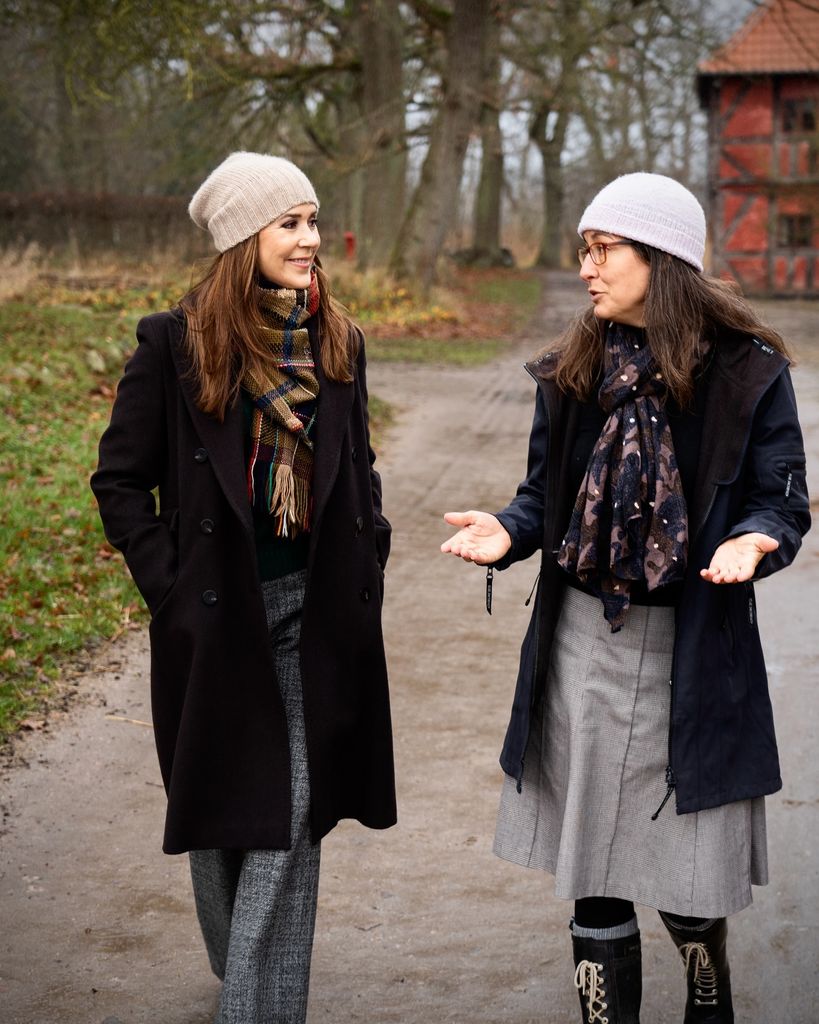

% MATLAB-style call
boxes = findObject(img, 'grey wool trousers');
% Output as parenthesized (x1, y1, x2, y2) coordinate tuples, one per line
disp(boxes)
(189, 570, 321, 1024)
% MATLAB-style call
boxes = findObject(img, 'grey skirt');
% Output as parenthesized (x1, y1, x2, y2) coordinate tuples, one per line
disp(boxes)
(494, 586, 768, 918)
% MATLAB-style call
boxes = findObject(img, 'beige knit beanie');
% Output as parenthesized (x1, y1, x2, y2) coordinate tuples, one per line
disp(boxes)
(189, 152, 319, 252)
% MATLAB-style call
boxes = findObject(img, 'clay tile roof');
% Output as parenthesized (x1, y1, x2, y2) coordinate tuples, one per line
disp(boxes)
(698, 0, 819, 75)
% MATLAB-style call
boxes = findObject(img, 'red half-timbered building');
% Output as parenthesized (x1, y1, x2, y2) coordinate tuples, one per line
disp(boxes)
(698, 0, 819, 296)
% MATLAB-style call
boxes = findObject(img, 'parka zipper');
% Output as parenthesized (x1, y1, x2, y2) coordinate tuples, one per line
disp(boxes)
(651, 620, 680, 820)
(514, 569, 544, 793)
(656, 472, 719, 821)
(651, 764, 676, 820)
(651, 668, 676, 820)
(664, 476, 738, 820)
(515, 362, 552, 793)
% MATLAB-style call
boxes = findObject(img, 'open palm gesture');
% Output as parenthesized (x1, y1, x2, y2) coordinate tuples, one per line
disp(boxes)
(440, 511, 512, 565)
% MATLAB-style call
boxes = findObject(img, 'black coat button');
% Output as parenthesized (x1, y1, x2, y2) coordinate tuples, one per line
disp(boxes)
(202, 589, 218, 606)
(355, 515, 364, 534)
(351, 446, 358, 462)
(194, 448, 209, 463)
(359, 588, 370, 602)
(200, 518, 215, 534)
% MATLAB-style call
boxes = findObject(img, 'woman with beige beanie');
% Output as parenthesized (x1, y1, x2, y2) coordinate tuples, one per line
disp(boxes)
(441, 172, 809, 1023)
(92, 152, 396, 1023)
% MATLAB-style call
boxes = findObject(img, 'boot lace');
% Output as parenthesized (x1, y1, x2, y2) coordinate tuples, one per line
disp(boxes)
(573, 960, 609, 1023)
(679, 941, 718, 1006)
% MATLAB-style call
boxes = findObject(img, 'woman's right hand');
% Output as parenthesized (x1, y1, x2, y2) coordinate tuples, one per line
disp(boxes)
(440, 511, 512, 565)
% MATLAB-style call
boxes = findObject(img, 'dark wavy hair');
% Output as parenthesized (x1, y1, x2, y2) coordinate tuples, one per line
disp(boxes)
(550, 243, 790, 407)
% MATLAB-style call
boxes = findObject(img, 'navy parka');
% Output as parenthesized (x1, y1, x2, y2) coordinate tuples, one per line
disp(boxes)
(495, 331, 810, 815)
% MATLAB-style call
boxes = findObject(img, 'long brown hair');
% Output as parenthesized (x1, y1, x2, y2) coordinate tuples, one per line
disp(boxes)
(179, 237, 358, 420)
(552, 244, 790, 407)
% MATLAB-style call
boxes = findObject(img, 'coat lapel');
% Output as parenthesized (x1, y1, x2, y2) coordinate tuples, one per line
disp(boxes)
(169, 323, 253, 534)
(168, 314, 354, 537)
(309, 321, 355, 530)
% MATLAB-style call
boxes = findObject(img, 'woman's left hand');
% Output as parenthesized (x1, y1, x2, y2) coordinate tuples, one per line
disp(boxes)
(700, 532, 779, 584)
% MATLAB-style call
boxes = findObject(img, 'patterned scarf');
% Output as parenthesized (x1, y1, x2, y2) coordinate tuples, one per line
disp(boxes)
(243, 273, 320, 537)
(557, 322, 689, 632)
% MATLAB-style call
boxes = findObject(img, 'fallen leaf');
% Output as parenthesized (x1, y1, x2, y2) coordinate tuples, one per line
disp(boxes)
(19, 717, 46, 731)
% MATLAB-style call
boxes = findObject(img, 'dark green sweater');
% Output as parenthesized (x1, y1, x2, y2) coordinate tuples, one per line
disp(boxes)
(242, 390, 310, 581)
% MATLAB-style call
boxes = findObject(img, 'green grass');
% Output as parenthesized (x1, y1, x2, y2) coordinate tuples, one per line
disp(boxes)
(0, 301, 147, 735)
(0, 265, 542, 740)
(467, 272, 543, 309)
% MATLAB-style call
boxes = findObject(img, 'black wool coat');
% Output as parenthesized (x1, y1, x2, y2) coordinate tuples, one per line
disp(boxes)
(495, 330, 810, 815)
(91, 310, 396, 854)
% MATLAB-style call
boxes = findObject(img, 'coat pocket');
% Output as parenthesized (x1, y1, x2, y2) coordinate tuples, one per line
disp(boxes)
(150, 507, 180, 616)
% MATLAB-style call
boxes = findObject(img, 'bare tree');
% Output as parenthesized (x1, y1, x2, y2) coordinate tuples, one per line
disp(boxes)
(3, 0, 758, 272)
(353, 0, 407, 267)
(389, 0, 491, 288)
(471, 1, 506, 264)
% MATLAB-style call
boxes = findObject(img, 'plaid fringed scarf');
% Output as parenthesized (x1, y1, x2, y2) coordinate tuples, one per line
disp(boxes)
(243, 273, 320, 537)
(557, 322, 692, 632)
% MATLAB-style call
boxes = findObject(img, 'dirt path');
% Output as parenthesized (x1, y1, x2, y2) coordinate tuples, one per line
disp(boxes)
(1, 272, 817, 1024)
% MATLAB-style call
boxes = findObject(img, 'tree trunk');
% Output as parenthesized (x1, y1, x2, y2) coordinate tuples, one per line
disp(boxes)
(334, 89, 366, 255)
(354, 0, 406, 268)
(54, 47, 82, 192)
(389, 0, 490, 289)
(472, 6, 504, 263)
(532, 105, 568, 268)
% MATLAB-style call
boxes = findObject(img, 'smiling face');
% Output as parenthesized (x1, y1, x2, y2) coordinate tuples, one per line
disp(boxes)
(256, 203, 320, 289)
(579, 231, 651, 327)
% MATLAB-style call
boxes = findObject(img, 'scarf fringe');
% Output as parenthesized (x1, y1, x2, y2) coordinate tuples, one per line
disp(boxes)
(259, 463, 312, 537)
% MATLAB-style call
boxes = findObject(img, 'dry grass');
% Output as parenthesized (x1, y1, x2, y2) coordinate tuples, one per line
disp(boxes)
(0, 243, 45, 301)
(0, 241, 206, 304)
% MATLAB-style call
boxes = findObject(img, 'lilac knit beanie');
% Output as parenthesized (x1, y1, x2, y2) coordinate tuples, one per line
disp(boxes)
(577, 173, 706, 272)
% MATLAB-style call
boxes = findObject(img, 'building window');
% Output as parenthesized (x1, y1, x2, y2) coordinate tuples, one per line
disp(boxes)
(782, 98, 817, 133)
(778, 214, 813, 247)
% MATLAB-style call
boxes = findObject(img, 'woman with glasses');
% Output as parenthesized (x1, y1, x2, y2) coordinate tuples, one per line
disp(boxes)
(441, 173, 809, 1023)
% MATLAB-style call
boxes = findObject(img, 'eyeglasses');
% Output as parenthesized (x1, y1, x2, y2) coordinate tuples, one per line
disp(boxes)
(577, 240, 634, 266)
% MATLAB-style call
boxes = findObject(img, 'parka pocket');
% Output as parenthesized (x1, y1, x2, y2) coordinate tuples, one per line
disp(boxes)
(718, 610, 742, 704)
(781, 457, 807, 507)
(719, 584, 757, 704)
(758, 454, 807, 510)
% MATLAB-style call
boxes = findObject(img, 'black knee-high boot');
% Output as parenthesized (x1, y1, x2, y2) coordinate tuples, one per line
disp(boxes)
(659, 913, 734, 1023)
(570, 918, 642, 1023)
